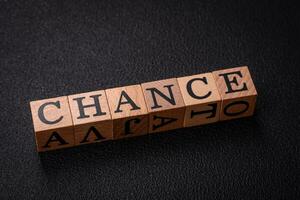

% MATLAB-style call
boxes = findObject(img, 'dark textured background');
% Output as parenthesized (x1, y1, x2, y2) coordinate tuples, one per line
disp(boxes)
(0, 0, 299, 199)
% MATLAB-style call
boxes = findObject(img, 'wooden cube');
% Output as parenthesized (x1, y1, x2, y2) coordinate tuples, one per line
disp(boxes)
(105, 84, 149, 139)
(177, 73, 221, 127)
(68, 90, 113, 146)
(30, 96, 74, 152)
(213, 66, 257, 121)
(141, 78, 185, 133)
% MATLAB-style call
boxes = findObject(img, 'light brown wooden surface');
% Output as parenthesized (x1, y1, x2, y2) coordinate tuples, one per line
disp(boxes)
(29, 67, 258, 152)
(177, 73, 221, 127)
(105, 84, 149, 139)
(213, 66, 257, 121)
(30, 96, 74, 152)
(141, 78, 185, 133)
(68, 90, 113, 145)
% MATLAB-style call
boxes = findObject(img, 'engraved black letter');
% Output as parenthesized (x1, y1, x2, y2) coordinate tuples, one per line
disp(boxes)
(224, 101, 249, 116)
(80, 126, 105, 143)
(38, 101, 63, 125)
(152, 115, 177, 130)
(190, 103, 217, 119)
(73, 94, 107, 119)
(219, 71, 247, 94)
(43, 132, 68, 148)
(146, 85, 176, 109)
(186, 77, 211, 99)
(115, 91, 141, 113)
(124, 118, 141, 135)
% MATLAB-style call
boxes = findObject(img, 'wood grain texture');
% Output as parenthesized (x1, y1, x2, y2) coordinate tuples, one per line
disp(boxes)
(105, 84, 149, 139)
(213, 66, 257, 121)
(68, 90, 113, 145)
(30, 96, 74, 152)
(141, 78, 185, 133)
(177, 73, 221, 127)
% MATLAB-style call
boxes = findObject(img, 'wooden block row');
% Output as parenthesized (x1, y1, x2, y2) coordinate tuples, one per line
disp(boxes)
(30, 66, 257, 152)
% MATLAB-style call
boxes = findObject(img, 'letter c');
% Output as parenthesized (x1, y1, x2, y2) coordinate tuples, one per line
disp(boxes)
(186, 77, 212, 99)
(38, 101, 63, 125)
